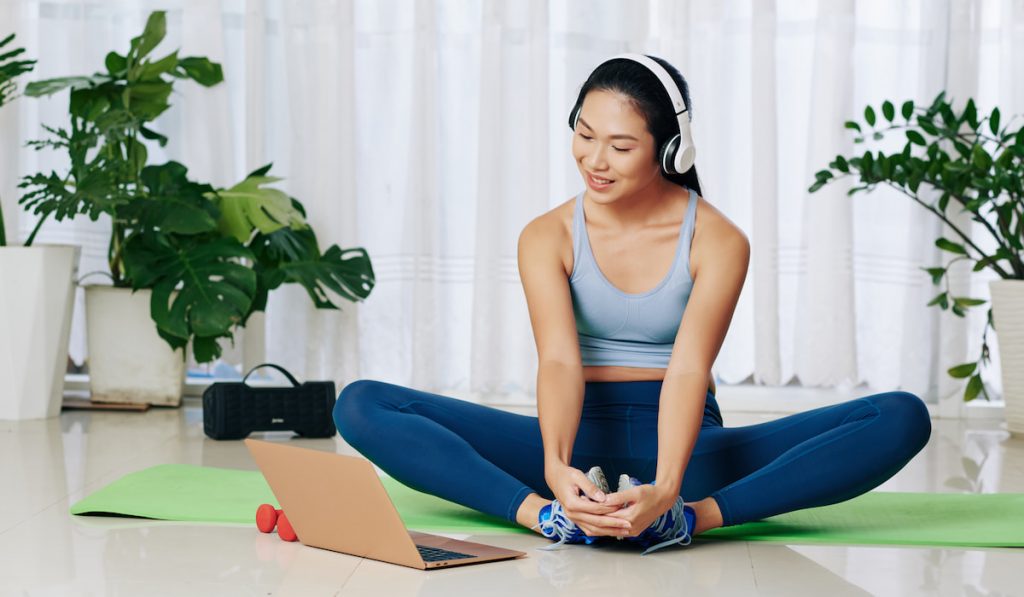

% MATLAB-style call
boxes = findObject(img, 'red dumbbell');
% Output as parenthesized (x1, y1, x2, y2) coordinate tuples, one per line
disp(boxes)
(276, 511, 298, 542)
(255, 503, 299, 542)
(256, 503, 281, 533)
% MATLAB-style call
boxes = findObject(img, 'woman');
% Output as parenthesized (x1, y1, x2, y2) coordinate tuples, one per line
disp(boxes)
(333, 54, 932, 554)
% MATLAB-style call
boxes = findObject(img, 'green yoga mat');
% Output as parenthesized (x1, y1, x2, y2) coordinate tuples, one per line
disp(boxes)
(70, 464, 1024, 548)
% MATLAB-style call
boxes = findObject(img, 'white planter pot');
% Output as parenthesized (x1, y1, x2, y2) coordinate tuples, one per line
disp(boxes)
(85, 286, 185, 406)
(0, 245, 79, 420)
(990, 279, 1024, 436)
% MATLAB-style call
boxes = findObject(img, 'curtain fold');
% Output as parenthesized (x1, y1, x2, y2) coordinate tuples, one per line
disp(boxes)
(1, 0, 1016, 410)
(794, 0, 857, 389)
(470, 0, 550, 398)
(750, 0, 782, 386)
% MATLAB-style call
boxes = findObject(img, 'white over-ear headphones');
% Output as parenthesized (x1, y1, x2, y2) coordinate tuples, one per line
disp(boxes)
(569, 53, 696, 175)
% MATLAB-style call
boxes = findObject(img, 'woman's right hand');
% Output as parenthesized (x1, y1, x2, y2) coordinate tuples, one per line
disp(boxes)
(545, 463, 632, 538)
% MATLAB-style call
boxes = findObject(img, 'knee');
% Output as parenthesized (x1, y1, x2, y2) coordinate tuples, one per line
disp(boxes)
(334, 379, 390, 445)
(879, 391, 932, 453)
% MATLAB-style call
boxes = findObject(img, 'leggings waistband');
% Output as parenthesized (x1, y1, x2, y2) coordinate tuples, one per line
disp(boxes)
(582, 380, 723, 427)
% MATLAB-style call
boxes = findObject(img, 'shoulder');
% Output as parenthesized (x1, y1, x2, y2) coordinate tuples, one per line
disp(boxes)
(518, 195, 577, 277)
(690, 194, 750, 279)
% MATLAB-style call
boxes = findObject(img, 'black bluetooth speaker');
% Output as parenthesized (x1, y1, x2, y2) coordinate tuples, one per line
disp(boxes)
(202, 363, 337, 440)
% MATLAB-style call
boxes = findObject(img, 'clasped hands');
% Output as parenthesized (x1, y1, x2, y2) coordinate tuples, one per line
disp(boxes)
(545, 464, 678, 539)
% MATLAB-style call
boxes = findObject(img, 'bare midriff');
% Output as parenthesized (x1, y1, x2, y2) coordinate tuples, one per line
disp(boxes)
(583, 365, 716, 396)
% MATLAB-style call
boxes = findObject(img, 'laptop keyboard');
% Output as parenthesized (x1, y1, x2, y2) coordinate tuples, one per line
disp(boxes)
(416, 544, 476, 562)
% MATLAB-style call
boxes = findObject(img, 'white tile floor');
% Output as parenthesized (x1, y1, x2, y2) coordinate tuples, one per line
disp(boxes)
(2, 397, 1023, 596)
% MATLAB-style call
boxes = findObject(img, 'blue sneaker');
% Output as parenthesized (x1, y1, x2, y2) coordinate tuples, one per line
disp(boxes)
(532, 466, 609, 550)
(617, 475, 697, 555)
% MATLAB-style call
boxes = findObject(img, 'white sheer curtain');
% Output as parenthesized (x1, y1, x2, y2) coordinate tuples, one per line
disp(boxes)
(1, 0, 1019, 412)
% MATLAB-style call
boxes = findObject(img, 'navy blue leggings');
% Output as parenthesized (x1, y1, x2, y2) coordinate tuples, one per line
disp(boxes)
(333, 380, 931, 527)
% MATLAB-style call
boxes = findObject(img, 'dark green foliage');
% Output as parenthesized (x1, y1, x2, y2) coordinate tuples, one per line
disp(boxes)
(0, 33, 35, 106)
(0, 32, 37, 246)
(809, 91, 1024, 402)
(13, 12, 376, 364)
(124, 232, 256, 363)
(117, 161, 376, 362)
(18, 11, 222, 251)
(246, 225, 374, 319)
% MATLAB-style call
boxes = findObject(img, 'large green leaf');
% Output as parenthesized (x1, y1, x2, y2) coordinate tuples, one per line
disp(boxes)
(174, 56, 224, 87)
(215, 173, 308, 243)
(24, 74, 110, 97)
(129, 11, 167, 62)
(122, 233, 256, 361)
(126, 80, 174, 120)
(137, 50, 179, 80)
(118, 161, 219, 234)
(243, 226, 375, 319)
(280, 243, 376, 307)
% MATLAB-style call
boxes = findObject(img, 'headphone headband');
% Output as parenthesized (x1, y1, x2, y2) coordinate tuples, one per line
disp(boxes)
(609, 53, 687, 117)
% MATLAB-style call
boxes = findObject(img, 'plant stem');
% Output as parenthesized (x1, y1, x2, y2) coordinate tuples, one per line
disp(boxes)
(108, 221, 125, 285)
(0, 193, 6, 246)
(884, 182, 1013, 278)
(24, 212, 49, 247)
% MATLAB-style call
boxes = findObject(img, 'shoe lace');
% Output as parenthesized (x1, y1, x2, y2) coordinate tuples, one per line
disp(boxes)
(531, 500, 581, 551)
(639, 498, 692, 556)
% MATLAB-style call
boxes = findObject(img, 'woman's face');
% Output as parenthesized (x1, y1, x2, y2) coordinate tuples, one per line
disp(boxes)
(571, 89, 661, 202)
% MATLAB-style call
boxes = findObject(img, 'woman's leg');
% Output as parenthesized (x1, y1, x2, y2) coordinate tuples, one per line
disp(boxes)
(632, 390, 932, 528)
(333, 379, 547, 524)
(701, 391, 931, 527)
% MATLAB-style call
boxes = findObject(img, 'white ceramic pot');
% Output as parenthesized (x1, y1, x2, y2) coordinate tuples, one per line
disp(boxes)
(990, 279, 1024, 436)
(85, 286, 185, 406)
(0, 245, 79, 420)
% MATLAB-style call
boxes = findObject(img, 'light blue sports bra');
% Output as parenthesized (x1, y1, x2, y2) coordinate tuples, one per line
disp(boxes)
(569, 188, 698, 368)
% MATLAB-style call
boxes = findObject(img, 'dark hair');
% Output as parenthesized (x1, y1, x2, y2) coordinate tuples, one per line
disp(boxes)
(570, 55, 702, 197)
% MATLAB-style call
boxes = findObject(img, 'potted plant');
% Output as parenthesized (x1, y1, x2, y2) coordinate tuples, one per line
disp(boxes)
(119, 159, 376, 368)
(19, 12, 375, 406)
(17, 12, 225, 406)
(0, 33, 81, 421)
(809, 91, 1024, 434)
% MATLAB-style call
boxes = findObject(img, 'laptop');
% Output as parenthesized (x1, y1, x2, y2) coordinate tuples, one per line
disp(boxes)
(245, 439, 527, 570)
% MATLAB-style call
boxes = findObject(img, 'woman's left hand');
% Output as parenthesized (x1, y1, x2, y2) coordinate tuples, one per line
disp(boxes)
(601, 482, 678, 537)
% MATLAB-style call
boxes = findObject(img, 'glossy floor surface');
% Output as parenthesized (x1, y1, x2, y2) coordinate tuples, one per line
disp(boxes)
(2, 398, 1023, 596)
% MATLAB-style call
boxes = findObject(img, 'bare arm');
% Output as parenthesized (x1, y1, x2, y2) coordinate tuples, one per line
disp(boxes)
(536, 361, 584, 468)
(518, 213, 627, 535)
(517, 215, 586, 469)
(655, 226, 750, 496)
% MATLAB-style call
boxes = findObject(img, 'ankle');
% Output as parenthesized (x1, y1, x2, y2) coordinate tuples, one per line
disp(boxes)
(515, 493, 552, 533)
(688, 497, 724, 535)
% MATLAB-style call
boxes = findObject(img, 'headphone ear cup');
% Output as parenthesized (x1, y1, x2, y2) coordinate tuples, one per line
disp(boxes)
(674, 119, 697, 173)
(568, 103, 581, 131)
(660, 134, 681, 174)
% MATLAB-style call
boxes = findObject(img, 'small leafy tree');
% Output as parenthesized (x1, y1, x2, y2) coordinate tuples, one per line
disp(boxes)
(16, 12, 375, 363)
(0, 32, 37, 246)
(809, 91, 1024, 401)
(18, 11, 222, 277)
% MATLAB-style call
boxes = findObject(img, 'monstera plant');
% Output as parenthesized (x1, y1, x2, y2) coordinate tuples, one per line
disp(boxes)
(18, 11, 375, 366)
(120, 160, 375, 362)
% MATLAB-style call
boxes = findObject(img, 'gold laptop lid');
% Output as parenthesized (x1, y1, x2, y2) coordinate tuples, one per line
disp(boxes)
(245, 439, 424, 569)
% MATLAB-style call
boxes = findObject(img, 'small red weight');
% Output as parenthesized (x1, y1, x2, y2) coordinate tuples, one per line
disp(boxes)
(256, 503, 280, 533)
(276, 512, 298, 542)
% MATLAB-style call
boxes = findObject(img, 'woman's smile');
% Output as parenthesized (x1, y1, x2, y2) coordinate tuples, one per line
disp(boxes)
(587, 171, 615, 190)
